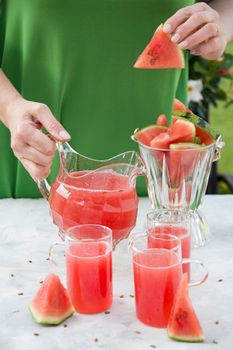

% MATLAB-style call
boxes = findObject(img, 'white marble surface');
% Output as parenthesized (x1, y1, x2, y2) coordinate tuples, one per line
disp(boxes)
(0, 196, 233, 350)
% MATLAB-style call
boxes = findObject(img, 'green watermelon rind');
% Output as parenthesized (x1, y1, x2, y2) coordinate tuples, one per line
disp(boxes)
(168, 331, 205, 343)
(170, 142, 204, 149)
(29, 304, 74, 326)
(173, 111, 220, 141)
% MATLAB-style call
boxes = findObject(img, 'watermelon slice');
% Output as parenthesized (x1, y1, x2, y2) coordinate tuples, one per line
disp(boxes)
(167, 273, 205, 342)
(133, 125, 167, 146)
(134, 24, 185, 69)
(168, 143, 204, 186)
(173, 98, 191, 113)
(156, 114, 168, 127)
(29, 274, 74, 325)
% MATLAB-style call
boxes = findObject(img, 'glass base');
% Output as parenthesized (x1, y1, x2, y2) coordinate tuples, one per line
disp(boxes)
(191, 209, 211, 248)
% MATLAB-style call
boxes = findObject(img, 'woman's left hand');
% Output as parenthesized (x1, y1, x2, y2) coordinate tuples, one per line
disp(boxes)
(163, 2, 227, 60)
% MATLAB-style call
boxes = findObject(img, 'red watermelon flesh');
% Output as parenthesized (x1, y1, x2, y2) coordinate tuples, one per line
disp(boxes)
(168, 143, 204, 186)
(134, 24, 185, 69)
(173, 98, 191, 113)
(156, 114, 168, 127)
(196, 126, 215, 145)
(133, 125, 167, 146)
(167, 273, 205, 342)
(29, 274, 74, 325)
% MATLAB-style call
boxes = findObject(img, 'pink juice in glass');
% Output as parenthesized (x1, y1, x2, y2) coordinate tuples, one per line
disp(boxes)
(133, 249, 182, 328)
(148, 225, 191, 276)
(66, 240, 112, 314)
(49, 171, 138, 246)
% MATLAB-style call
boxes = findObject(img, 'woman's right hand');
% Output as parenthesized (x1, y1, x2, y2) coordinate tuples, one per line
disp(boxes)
(5, 96, 71, 181)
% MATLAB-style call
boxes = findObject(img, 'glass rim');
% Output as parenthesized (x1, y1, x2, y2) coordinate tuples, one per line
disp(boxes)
(128, 232, 181, 253)
(65, 224, 112, 242)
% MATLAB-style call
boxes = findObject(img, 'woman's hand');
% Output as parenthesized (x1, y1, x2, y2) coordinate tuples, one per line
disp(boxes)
(163, 2, 227, 60)
(5, 96, 70, 181)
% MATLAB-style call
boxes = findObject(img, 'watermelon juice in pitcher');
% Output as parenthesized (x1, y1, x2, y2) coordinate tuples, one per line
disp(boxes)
(38, 142, 144, 248)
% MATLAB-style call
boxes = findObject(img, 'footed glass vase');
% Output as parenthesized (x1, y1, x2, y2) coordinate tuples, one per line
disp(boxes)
(132, 113, 224, 247)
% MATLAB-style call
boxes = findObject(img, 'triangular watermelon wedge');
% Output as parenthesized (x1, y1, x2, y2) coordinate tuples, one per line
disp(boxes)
(29, 274, 75, 325)
(167, 273, 205, 342)
(134, 24, 185, 69)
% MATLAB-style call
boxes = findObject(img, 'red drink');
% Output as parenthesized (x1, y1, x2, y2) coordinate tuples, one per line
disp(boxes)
(148, 225, 191, 275)
(49, 171, 138, 245)
(133, 249, 182, 327)
(66, 240, 112, 314)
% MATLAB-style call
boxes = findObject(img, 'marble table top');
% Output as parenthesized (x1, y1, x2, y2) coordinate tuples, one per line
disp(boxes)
(0, 195, 233, 350)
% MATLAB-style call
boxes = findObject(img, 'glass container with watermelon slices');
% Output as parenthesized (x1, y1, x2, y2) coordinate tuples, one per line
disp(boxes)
(132, 111, 224, 247)
(38, 142, 144, 248)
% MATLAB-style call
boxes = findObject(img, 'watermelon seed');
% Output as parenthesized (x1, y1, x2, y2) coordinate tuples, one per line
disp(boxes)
(215, 321, 219, 325)
(218, 279, 223, 282)
(46, 258, 49, 261)
(33, 333, 39, 336)
(94, 338, 98, 342)
(11, 274, 14, 277)
(28, 260, 32, 263)
(135, 331, 141, 334)
(120, 295, 124, 298)
(63, 324, 67, 328)
(17, 292, 23, 296)
(129, 294, 134, 298)
(213, 340, 218, 344)
(104, 311, 110, 314)
(39, 281, 43, 284)
(150, 345, 157, 348)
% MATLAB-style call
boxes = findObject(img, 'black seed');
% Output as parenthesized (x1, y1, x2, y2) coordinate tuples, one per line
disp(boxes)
(46, 258, 49, 261)
(120, 295, 124, 298)
(129, 294, 134, 298)
(104, 311, 110, 314)
(63, 324, 67, 328)
(135, 330, 141, 334)
(215, 320, 219, 325)
(28, 260, 32, 263)
(94, 338, 98, 342)
(34, 333, 39, 336)
(150, 345, 157, 348)
(18, 292, 23, 296)
(39, 281, 43, 284)
(11, 274, 14, 277)
(218, 279, 223, 282)
(213, 340, 218, 344)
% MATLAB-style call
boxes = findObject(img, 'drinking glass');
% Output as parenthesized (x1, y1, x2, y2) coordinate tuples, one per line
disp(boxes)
(128, 233, 208, 328)
(50, 224, 113, 314)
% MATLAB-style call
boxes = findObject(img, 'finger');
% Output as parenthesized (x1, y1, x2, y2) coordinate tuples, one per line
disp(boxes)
(177, 22, 220, 50)
(30, 103, 71, 141)
(20, 158, 51, 181)
(171, 11, 219, 46)
(191, 36, 224, 60)
(16, 145, 54, 167)
(27, 126, 56, 156)
(163, 2, 211, 34)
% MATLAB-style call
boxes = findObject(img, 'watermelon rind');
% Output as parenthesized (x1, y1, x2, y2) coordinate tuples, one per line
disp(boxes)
(29, 304, 74, 326)
(173, 111, 220, 142)
(170, 142, 204, 149)
(168, 332, 205, 343)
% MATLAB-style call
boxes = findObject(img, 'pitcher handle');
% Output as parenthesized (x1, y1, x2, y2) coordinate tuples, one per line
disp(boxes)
(213, 135, 225, 162)
(37, 178, 51, 200)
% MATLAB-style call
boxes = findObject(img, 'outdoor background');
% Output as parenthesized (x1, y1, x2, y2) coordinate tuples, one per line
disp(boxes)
(208, 44, 233, 181)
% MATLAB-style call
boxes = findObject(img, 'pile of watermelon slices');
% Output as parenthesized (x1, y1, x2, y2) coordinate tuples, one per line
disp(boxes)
(133, 99, 218, 190)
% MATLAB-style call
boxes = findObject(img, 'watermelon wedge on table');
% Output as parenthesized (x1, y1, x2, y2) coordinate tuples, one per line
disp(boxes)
(167, 273, 205, 342)
(134, 24, 185, 69)
(29, 274, 74, 325)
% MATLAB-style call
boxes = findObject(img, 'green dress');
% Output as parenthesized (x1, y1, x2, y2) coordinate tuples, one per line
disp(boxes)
(0, 0, 194, 198)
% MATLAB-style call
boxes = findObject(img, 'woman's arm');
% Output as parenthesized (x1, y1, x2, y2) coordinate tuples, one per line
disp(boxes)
(163, 1, 233, 60)
(0, 69, 70, 180)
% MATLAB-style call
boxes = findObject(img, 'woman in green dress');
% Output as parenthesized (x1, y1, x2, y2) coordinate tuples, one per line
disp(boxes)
(0, 0, 232, 198)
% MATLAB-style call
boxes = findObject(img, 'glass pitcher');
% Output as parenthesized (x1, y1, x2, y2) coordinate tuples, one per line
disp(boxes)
(38, 142, 144, 248)
(132, 114, 224, 247)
